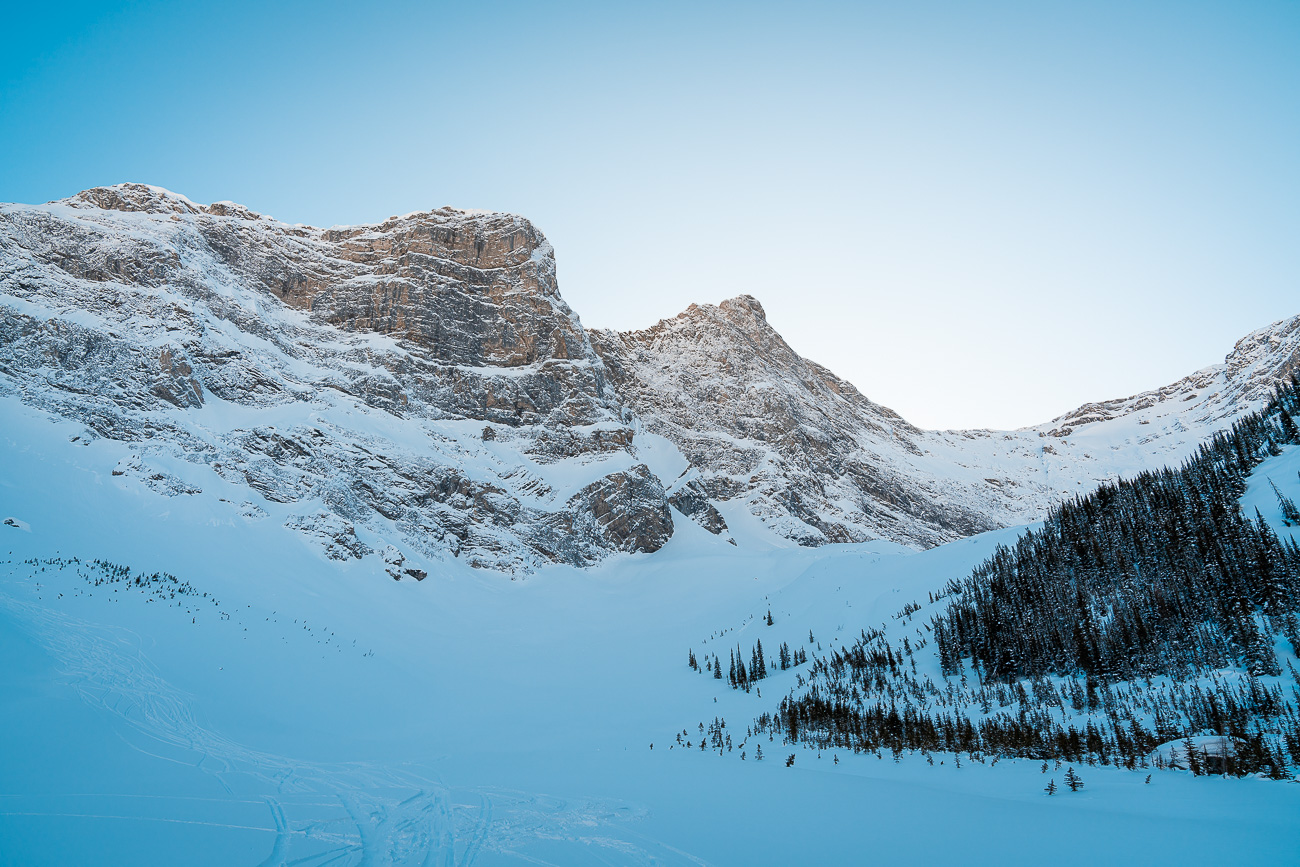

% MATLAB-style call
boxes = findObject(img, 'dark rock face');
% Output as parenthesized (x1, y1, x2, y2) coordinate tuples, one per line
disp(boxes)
(555, 464, 675, 556)
(668, 479, 730, 538)
(285, 512, 372, 561)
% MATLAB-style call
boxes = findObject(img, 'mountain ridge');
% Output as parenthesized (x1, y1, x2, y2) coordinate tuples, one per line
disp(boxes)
(594, 293, 1300, 548)
(4, 183, 1299, 569)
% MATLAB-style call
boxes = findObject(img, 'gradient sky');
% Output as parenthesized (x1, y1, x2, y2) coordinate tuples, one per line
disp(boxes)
(3, 1, 1298, 429)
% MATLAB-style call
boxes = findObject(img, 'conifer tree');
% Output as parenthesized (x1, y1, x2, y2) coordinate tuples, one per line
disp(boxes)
(1271, 478, 1300, 526)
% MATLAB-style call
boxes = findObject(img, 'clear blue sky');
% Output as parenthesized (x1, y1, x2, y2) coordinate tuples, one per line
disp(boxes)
(3, 1, 1298, 429)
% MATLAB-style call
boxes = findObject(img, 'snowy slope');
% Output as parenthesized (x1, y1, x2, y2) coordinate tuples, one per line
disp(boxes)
(1, 401, 1297, 865)
(4, 185, 1300, 866)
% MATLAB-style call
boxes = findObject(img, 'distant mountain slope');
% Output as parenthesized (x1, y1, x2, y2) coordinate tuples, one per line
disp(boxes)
(1037, 315, 1300, 438)
(593, 295, 1300, 548)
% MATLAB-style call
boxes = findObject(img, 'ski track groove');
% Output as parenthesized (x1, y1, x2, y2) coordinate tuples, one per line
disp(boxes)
(0, 579, 711, 865)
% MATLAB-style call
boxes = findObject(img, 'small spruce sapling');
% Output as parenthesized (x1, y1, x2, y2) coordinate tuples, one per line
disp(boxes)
(1270, 479, 1300, 526)
(1182, 738, 1201, 776)
(1045, 779, 1057, 796)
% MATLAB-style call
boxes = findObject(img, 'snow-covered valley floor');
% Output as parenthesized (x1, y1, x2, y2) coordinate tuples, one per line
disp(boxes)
(2, 399, 1298, 866)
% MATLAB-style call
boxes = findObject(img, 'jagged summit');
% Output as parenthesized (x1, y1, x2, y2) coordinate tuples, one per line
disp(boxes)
(601, 293, 914, 435)
(592, 298, 976, 547)
(685, 294, 767, 323)
(62, 182, 205, 215)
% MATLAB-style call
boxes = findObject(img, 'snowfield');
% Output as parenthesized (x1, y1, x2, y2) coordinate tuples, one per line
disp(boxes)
(2, 396, 1298, 866)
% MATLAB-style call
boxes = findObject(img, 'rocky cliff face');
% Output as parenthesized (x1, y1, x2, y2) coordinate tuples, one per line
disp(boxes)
(4, 184, 1297, 568)
(0, 184, 697, 573)
(593, 296, 1300, 549)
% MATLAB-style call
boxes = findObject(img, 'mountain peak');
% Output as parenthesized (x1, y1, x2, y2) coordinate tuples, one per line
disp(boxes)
(8, 185, 1300, 563)
(678, 295, 768, 329)
(717, 294, 766, 322)
(63, 182, 202, 215)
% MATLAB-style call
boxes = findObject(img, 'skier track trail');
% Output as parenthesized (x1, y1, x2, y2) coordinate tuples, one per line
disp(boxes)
(0, 580, 709, 866)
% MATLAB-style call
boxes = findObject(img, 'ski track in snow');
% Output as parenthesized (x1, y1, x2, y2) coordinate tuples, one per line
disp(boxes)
(0, 588, 709, 867)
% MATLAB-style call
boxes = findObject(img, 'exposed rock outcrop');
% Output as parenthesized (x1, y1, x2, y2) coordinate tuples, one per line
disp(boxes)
(563, 464, 675, 555)
(667, 478, 730, 539)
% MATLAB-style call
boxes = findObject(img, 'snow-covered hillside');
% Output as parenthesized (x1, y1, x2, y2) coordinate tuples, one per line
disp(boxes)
(2, 400, 1297, 865)
(3, 185, 1299, 864)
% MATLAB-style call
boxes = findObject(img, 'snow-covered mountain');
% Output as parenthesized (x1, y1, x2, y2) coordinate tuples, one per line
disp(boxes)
(0, 184, 725, 573)
(593, 295, 1300, 548)
(3, 186, 1299, 865)
(3, 184, 1298, 570)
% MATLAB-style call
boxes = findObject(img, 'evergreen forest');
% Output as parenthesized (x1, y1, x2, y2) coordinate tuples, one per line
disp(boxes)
(739, 379, 1300, 778)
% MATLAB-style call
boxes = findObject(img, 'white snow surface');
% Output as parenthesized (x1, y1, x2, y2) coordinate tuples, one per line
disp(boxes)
(1, 398, 1297, 866)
